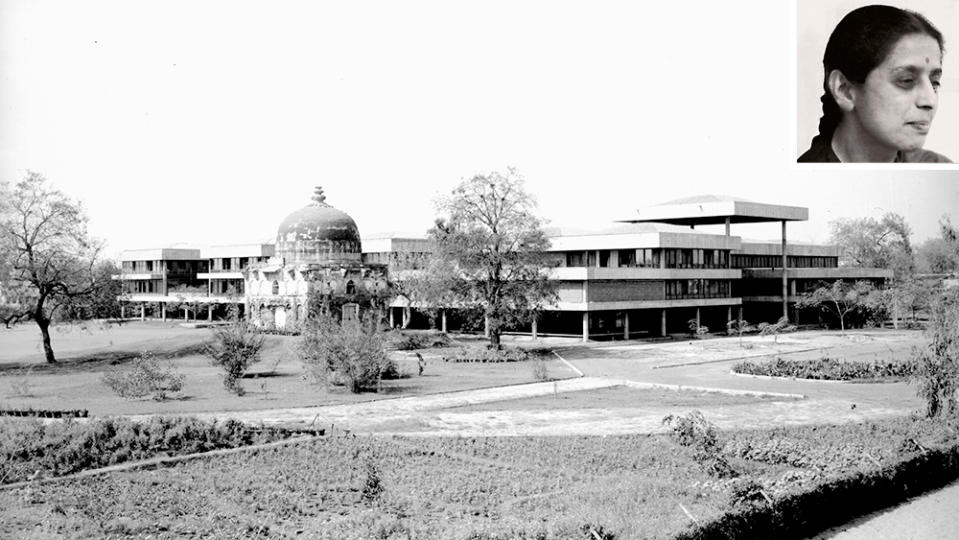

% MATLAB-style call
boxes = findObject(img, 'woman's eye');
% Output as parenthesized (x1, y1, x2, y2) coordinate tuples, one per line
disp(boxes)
(897, 79, 915, 87)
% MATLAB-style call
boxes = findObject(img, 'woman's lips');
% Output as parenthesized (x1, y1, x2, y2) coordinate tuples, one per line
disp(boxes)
(906, 121, 930, 134)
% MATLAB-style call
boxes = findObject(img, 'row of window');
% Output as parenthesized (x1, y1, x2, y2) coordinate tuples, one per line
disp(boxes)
(731, 255, 839, 269)
(565, 249, 730, 269)
(665, 279, 731, 299)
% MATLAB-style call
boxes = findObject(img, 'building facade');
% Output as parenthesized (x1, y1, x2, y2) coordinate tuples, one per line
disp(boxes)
(115, 193, 891, 339)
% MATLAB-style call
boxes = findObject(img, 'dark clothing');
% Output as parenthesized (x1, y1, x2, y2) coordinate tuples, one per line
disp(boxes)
(798, 136, 952, 163)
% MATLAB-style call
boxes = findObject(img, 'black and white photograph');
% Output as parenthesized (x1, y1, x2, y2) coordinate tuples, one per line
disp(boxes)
(1, 1, 959, 539)
(797, 0, 959, 162)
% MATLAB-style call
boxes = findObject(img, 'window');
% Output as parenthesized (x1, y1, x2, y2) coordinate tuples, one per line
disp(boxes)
(619, 249, 636, 267)
(599, 251, 610, 268)
(272, 281, 279, 295)
(223, 258, 231, 270)
(346, 280, 356, 295)
(566, 252, 586, 267)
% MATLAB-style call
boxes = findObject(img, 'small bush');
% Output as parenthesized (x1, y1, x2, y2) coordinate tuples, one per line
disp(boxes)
(301, 315, 391, 393)
(361, 458, 383, 504)
(204, 317, 265, 396)
(531, 358, 549, 381)
(663, 410, 737, 478)
(101, 352, 185, 401)
(911, 289, 959, 418)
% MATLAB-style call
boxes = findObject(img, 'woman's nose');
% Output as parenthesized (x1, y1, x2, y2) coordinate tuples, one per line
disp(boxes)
(916, 79, 938, 110)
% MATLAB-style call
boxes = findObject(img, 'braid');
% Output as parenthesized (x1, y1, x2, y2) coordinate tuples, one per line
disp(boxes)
(811, 88, 841, 146)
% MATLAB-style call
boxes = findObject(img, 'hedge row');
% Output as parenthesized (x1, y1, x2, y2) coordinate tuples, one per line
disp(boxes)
(0, 408, 89, 418)
(675, 445, 959, 540)
(733, 356, 915, 381)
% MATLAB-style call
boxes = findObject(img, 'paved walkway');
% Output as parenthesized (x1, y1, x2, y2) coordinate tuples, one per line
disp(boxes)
(141, 330, 926, 437)
(811, 479, 959, 540)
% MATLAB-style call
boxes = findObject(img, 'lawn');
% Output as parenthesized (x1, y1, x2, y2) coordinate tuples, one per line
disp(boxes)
(0, 322, 579, 416)
(3, 415, 957, 539)
(443, 385, 789, 413)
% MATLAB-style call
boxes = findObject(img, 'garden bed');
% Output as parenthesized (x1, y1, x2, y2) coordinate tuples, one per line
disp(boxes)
(732, 356, 915, 381)
(2, 415, 956, 539)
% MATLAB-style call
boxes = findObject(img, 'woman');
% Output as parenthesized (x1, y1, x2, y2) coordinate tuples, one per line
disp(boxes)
(799, 5, 950, 163)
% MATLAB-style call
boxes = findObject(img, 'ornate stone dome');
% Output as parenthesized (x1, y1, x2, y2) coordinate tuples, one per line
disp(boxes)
(276, 187, 362, 265)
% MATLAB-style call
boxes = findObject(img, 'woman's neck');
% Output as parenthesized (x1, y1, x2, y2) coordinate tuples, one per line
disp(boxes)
(831, 119, 899, 162)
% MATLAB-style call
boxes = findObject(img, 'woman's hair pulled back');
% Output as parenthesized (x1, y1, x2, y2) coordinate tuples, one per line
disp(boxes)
(812, 5, 944, 145)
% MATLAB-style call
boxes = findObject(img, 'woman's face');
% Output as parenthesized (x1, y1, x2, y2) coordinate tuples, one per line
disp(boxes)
(850, 33, 942, 153)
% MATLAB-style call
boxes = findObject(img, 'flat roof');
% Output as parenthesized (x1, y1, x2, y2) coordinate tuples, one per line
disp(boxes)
(620, 195, 808, 226)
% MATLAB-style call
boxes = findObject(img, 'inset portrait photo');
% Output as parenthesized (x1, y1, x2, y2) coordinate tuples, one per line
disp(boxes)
(797, 1, 959, 163)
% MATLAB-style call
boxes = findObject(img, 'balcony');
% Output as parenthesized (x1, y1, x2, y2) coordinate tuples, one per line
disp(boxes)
(197, 271, 244, 280)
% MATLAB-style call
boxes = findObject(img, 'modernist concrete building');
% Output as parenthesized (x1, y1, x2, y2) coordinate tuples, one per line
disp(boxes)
(115, 193, 891, 340)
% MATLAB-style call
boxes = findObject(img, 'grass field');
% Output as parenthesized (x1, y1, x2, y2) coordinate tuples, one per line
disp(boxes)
(3, 415, 956, 539)
(443, 385, 789, 413)
(0, 322, 578, 416)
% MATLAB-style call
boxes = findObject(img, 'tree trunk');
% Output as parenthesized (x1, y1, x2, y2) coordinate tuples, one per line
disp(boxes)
(37, 317, 56, 363)
(489, 328, 502, 349)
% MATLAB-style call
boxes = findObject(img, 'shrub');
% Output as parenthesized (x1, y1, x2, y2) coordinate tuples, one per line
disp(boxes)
(101, 352, 185, 401)
(531, 358, 549, 381)
(300, 315, 390, 393)
(911, 288, 959, 418)
(0, 416, 290, 484)
(361, 458, 383, 504)
(733, 355, 916, 381)
(687, 319, 709, 337)
(204, 317, 265, 396)
(385, 330, 453, 351)
(443, 346, 530, 363)
(662, 410, 737, 478)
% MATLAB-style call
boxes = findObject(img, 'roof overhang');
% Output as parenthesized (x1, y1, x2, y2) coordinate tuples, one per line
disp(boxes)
(620, 199, 808, 227)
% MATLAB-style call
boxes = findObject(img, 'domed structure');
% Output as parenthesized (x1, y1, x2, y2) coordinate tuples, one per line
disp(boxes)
(276, 187, 362, 265)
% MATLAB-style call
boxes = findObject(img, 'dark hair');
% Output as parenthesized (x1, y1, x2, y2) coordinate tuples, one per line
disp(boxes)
(812, 5, 945, 146)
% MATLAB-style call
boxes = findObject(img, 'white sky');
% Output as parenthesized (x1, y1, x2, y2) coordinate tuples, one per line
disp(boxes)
(2, 0, 957, 259)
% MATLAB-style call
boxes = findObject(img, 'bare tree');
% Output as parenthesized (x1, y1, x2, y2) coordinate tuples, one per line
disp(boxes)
(0, 172, 108, 363)
(429, 168, 557, 348)
(795, 280, 877, 334)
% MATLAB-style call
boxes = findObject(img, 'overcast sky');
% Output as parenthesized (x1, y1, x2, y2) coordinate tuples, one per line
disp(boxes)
(2, 0, 957, 258)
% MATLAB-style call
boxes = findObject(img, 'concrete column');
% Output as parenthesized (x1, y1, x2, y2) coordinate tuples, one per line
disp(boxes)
(790, 280, 796, 296)
(582, 312, 589, 342)
(695, 307, 701, 328)
(660, 251, 666, 269)
(738, 306, 743, 323)
(140, 303, 146, 321)
(120, 304, 126, 319)
(781, 220, 789, 322)
(403, 307, 411, 328)
(661, 309, 667, 337)
(623, 311, 630, 340)
(162, 304, 167, 321)
(389, 308, 395, 328)
(441, 309, 447, 333)
(725, 217, 731, 236)
(208, 304, 213, 321)
(182, 307, 187, 321)
(531, 318, 538, 340)
(595, 250, 601, 268)
(727, 306, 732, 325)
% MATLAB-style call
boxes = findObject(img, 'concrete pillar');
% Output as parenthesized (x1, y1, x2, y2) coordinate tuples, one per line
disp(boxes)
(727, 306, 732, 325)
(695, 307, 701, 329)
(389, 308, 395, 328)
(660, 252, 666, 269)
(208, 304, 213, 321)
(594, 250, 601, 268)
(582, 313, 589, 343)
(162, 304, 167, 321)
(120, 304, 126, 319)
(140, 303, 145, 321)
(531, 318, 538, 340)
(403, 307, 411, 328)
(738, 306, 743, 323)
(725, 217, 731, 236)
(441, 309, 447, 333)
(781, 220, 789, 322)
(661, 309, 667, 337)
(183, 307, 188, 321)
(623, 311, 630, 340)
(790, 280, 797, 296)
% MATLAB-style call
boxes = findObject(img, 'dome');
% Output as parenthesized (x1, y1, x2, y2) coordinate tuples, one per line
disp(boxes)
(276, 187, 362, 265)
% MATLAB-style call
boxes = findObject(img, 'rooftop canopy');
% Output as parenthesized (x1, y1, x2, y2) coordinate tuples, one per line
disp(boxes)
(620, 195, 808, 226)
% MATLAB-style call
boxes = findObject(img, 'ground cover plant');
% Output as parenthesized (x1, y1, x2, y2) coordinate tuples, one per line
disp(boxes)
(4, 415, 957, 539)
(0, 416, 291, 485)
(733, 355, 915, 381)
(442, 345, 553, 363)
